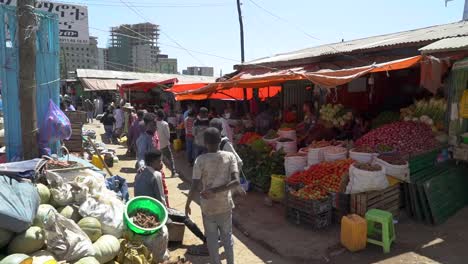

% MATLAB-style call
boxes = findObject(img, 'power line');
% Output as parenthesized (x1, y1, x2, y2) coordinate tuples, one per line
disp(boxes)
(246, 0, 320, 41)
(63, 24, 239, 62)
(56, 1, 231, 8)
(118, 0, 207, 66)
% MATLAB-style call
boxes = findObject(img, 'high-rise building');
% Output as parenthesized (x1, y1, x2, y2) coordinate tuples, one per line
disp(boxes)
(60, 36, 99, 78)
(108, 23, 161, 72)
(97, 48, 108, 70)
(182, 66, 214, 77)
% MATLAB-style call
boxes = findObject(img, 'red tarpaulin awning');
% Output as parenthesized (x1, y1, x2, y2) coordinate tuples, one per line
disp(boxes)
(168, 83, 281, 101)
(175, 55, 423, 97)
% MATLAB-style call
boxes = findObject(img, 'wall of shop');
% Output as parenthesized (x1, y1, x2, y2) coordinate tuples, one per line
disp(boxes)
(281, 80, 314, 120)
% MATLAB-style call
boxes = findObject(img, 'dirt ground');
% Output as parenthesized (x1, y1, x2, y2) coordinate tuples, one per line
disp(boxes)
(86, 122, 468, 264)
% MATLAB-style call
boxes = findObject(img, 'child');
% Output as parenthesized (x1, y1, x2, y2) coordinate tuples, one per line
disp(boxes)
(185, 128, 240, 264)
(135, 151, 207, 255)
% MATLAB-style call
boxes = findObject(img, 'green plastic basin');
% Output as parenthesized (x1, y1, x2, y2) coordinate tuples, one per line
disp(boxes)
(124, 196, 168, 236)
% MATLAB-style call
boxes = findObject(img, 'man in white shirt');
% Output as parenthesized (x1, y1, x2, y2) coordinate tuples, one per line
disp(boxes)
(156, 110, 178, 178)
(185, 128, 239, 264)
(113, 105, 124, 138)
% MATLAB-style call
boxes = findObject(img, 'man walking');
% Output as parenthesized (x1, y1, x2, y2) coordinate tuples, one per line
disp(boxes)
(184, 110, 196, 165)
(192, 107, 210, 159)
(156, 110, 178, 178)
(185, 128, 240, 264)
(83, 98, 95, 123)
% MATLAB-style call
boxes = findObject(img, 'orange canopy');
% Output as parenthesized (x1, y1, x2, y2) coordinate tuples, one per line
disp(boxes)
(168, 83, 281, 101)
(176, 55, 422, 96)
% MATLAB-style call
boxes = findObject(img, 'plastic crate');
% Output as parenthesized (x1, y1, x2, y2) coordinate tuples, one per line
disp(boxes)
(286, 207, 332, 229)
(286, 192, 332, 215)
(409, 149, 439, 175)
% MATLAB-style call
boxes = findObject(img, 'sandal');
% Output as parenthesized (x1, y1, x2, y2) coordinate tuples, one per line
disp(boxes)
(187, 244, 209, 256)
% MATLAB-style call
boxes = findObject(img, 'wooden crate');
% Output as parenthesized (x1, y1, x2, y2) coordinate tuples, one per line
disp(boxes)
(65, 111, 87, 124)
(350, 184, 400, 217)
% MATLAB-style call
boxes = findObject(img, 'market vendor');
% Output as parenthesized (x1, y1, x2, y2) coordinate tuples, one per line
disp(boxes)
(284, 104, 298, 123)
(255, 106, 275, 135)
(297, 101, 317, 145)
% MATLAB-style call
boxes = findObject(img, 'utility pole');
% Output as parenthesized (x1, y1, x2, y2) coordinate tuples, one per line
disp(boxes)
(236, 0, 249, 113)
(18, 0, 38, 159)
(464, 0, 468, 20)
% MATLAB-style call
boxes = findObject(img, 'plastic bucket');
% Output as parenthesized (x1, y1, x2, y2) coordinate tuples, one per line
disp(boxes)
(276, 139, 297, 154)
(262, 136, 279, 148)
(323, 147, 348, 162)
(268, 174, 286, 201)
(307, 147, 327, 165)
(285, 154, 307, 176)
(173, 139, 183, 151)
(278, 129, 297, 140)
(124, 196, 168, 236)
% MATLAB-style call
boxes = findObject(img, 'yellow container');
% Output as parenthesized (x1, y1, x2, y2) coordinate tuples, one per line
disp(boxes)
(173, 139, 183, 151)
(92, 155, 105, 170)
(268, 174, 285, 201)
(341, 214, 367, 252)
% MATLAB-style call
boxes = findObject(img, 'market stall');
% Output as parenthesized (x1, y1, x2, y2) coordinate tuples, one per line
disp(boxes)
(173, 52, 468, 239)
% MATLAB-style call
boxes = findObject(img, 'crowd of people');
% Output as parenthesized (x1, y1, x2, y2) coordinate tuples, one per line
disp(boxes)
(59, 94, 369, 264)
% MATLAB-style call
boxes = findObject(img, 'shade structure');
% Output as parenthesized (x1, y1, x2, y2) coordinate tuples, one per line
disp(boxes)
(173, 86, 282, 101)
(118, 79, 178, 95)
(176, 55, 423, 96)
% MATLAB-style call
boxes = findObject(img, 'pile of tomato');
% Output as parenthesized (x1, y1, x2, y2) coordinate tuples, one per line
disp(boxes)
(238, 132, 261, 145)
(290, 185, 329, 200)
(287, 159, 354, 194)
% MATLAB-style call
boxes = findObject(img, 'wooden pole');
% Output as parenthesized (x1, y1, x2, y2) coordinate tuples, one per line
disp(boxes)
(18, 0, 38, 159)
(236, 0, 249, 113)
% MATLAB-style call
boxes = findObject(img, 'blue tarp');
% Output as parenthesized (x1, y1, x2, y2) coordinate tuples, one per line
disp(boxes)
(0, 6, 60, 161)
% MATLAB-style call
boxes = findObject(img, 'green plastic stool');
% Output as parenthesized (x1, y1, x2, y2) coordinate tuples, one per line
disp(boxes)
(365, 209, 395, 253)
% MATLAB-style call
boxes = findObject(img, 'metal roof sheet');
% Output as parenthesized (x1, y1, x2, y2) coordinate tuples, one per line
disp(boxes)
(245, 21, 468, 65)
(419, 36, 468, 52)
(76, 69, 216, 84)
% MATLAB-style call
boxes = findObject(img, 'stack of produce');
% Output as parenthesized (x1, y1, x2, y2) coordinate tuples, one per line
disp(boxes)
(400, 98, 446, 131)
(263, 130, 279, 140)
(237, 144, 285, 192)
(238, 132, 261, 145)
(371, 111, 400, 129)
(355, 121, 438, 156)
(0, 182, 123, 264)
(287, 159, 354, 193)
(289, 185, 329, 200)
(319, 104, 353, 128)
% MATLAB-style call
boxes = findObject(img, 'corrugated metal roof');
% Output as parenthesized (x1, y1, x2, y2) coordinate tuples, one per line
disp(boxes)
(76, 69, 216, 84)
(419, 36, 468, 53)
(245, 21, 468, 65)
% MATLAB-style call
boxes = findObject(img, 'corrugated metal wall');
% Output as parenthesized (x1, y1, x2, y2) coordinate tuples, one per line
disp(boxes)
(282, 80, 314, 120)
(0, 6, 60, 160)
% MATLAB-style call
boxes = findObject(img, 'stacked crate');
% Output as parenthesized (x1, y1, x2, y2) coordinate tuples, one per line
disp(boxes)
(64, 111, 86, 152)
(285, 191, 332, 229)
(350, 184, 401, 218)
